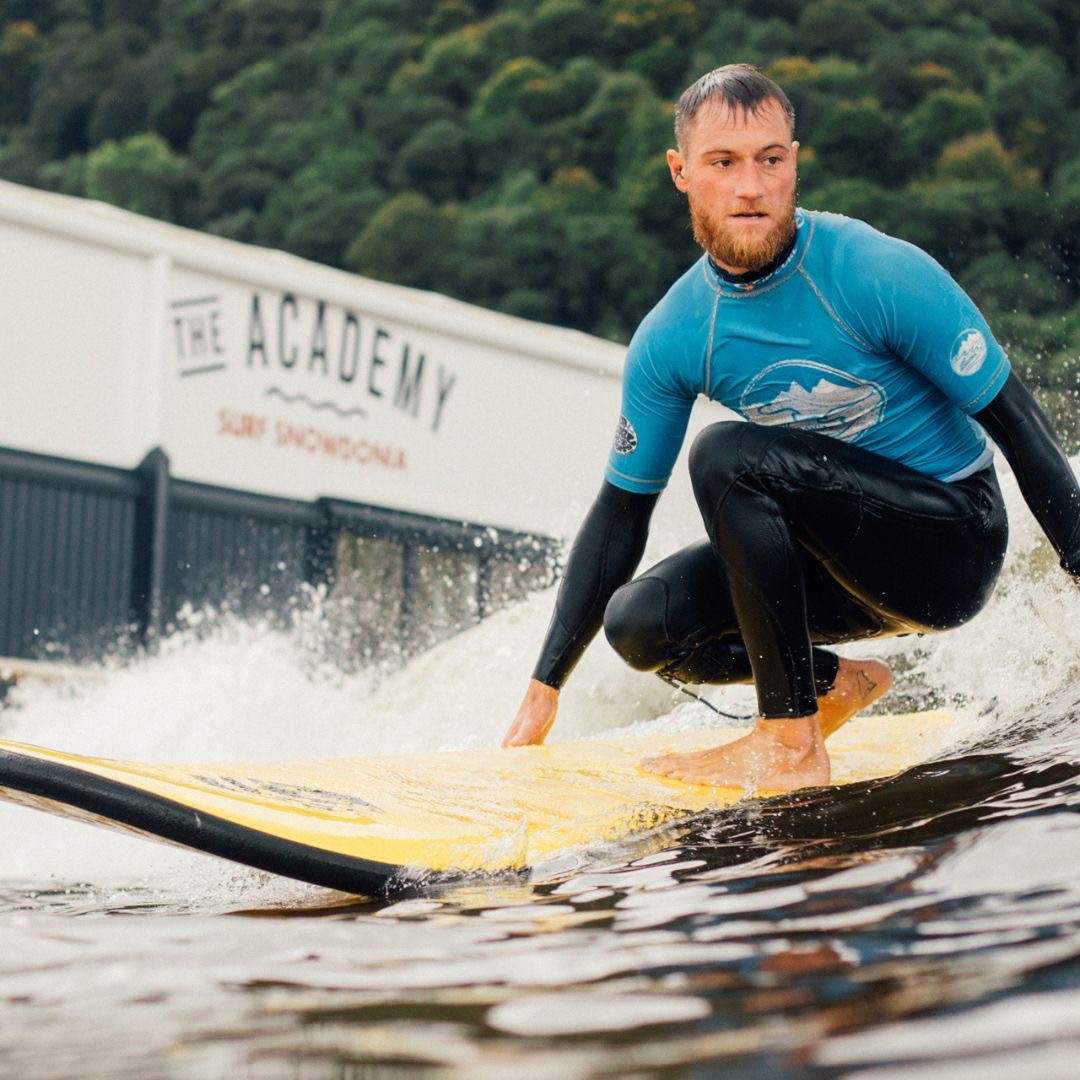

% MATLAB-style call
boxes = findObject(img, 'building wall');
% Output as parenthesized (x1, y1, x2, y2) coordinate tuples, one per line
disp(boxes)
(0, 179, 625, 540)
(0, 181, 729, 670)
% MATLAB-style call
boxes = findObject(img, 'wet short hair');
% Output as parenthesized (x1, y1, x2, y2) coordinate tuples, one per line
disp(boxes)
(674, 64, 795, 149)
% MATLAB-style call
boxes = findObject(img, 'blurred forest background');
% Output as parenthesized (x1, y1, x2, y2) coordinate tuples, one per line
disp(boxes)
(2, 0, 1079, 416)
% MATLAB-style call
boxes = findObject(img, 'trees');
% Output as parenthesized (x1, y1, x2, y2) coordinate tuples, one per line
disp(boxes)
(0, 19, 44, 126)
(345, 192, 456, 290)
(810, 98, 908, 182)
(902, 88, 992, 165)
(23, 21, 151, 159)
(257, 142, 385, 264)
(84, 132, 194, 221)
(0, 0, 1076, 393)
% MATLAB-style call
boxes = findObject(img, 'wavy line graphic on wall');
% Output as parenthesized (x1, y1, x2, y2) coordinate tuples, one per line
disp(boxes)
(264, 387, 368, 420)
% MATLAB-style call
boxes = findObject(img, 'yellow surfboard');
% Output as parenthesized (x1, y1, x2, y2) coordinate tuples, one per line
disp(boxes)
(0, 711, 957, 895)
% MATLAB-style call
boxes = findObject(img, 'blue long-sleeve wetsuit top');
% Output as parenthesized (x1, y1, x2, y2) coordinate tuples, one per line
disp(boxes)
(605, 209, 1012, 494)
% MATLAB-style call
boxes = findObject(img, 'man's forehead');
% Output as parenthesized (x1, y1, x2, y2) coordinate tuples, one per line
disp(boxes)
(685, 98, 792, 145)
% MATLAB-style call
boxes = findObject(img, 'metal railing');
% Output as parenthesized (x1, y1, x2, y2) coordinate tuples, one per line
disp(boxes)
(0, 445, 556, 666)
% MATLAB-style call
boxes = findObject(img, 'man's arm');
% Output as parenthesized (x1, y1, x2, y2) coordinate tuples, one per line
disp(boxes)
(975, 371, 1080, 576)
(502, 482, 659, 746)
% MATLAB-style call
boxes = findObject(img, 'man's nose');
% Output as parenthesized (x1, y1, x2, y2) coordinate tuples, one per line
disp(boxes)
(732, 162, 766, 200)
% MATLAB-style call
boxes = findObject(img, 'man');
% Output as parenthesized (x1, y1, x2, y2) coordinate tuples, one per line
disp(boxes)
(502, 65, 1080, 791)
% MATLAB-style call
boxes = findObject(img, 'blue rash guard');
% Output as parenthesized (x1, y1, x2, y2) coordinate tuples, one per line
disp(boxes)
(606, 209, 1011, 495)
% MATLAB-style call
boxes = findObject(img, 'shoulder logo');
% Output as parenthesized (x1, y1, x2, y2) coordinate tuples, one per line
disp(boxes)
(951, 329, 987, 377)
(613, 415, 638, 456)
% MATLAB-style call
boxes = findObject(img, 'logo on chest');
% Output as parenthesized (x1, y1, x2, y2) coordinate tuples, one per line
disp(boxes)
(739, 360, 886, 440)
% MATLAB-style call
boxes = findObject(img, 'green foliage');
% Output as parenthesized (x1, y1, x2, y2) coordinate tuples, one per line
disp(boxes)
(810, 99, 908, 183)
(257, 141, 385, 263)
(799, 177, 903, 235)
(85, 132, 194, 221)
(960, 252, 1071, 318)
(395, 118, 474, 201)
(0, 0, 1077, 378)
(36, 150, 88, 195)
(427, 2, 477, 37)
(934, 131, 1032, 187)
(624, 36, 687, 96)
(902, 88, 991, 166)
(690, 10, 789, 72)
(345, 191, 456, 290)
(601, 0, 700, 58)
(24, 21, 151, 158)
(764, 56, 863, 143)
(796, 0, 887, 61)
(527, 0, 606, 64)
(894, 179, 1008, 266)
(573, 70, 659, 186)
(473, 57, 559, 123)
(320, 0, 431, 31)
(0, 20, 45, 125)
(985, 50, 1068, 169)
(365, 89, 459, 152)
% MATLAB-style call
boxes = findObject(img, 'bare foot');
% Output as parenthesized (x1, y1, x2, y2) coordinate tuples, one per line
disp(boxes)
(640, 714, 830, 793)
(818, 657, 893, 739)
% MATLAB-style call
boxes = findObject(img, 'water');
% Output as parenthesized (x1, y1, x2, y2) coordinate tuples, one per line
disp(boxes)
(2, 464, 1080, 1079)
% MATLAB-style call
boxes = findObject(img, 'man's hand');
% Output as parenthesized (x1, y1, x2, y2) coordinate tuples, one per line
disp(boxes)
(502, 679, 560, 747)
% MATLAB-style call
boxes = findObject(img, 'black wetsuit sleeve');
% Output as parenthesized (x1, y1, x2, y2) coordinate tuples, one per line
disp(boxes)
(532, 482, 659, 688)
(974, 370, 1080, 577)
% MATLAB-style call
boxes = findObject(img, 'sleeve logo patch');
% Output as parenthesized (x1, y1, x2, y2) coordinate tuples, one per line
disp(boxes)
(613, 415, 638, 455)
(951, 329, 988, 376)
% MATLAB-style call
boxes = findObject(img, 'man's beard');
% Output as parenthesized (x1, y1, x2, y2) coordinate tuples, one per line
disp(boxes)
(688, 190, 797, 273)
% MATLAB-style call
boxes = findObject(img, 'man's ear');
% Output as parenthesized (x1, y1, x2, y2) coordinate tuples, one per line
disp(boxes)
(667, 148, 688, 192)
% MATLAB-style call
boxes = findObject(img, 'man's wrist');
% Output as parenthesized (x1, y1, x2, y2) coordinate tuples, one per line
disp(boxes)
(528, 678, 560, 700)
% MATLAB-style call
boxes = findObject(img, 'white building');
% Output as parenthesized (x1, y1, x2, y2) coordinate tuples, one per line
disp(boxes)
(0, 179, 717, 675)
(0, 178, 626, 539)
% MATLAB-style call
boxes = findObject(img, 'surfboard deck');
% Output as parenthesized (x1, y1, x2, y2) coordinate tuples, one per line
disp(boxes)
(0, 711, 957, 896)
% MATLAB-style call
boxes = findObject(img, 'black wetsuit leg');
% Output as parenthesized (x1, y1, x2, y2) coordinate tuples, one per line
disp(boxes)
(604, 421, 1009, 718)
(603, 538, 844, 694)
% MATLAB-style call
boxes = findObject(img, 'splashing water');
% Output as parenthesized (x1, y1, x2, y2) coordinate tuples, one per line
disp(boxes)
(0, 456, 1079, 1079)
(1, 457, 1078, 888)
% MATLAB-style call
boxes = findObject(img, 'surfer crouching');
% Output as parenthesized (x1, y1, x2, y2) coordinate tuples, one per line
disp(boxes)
(503, 64, 1080, 791)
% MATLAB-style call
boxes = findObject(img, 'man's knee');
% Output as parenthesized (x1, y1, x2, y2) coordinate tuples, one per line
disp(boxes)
(603, 578, 670, 672)
(689, 421, 746, 509)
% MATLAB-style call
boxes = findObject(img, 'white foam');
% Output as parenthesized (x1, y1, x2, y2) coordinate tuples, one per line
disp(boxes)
(869, 456, 1080, 735)
(486, 991, 711, 1036)
(0, 452, 1077, 892)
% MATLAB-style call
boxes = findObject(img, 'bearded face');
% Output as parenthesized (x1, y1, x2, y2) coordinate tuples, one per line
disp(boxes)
(688, 185, 797, 273)
(668, 98, 800, 276)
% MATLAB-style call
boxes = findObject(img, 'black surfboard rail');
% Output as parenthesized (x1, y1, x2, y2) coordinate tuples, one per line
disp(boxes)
(0, 748, 410, 897)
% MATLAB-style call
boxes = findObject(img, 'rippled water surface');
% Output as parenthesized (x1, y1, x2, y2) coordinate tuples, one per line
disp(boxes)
(2, 470, 1080, 1079)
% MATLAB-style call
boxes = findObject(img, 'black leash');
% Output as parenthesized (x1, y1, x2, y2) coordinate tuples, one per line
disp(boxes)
(658, 673, 753, 721)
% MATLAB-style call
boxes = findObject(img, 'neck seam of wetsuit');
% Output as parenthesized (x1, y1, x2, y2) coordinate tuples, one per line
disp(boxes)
(709, 230, 798, 285)
(704, 211, 815, 300)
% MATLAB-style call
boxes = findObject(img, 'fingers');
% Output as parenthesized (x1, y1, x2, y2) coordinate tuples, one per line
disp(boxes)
(502, 682, 559, 747)
(502, 724, 539, 748)
(501, 711, 552, 747)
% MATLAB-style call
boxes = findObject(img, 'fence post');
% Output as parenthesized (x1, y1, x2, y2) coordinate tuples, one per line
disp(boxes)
(399, 543, 418, 658)
(304, 498, 337, 594)
(132, 447, 170, 647)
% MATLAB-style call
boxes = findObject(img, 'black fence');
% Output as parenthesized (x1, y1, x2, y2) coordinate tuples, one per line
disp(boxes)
(0, 444, 557, 666)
